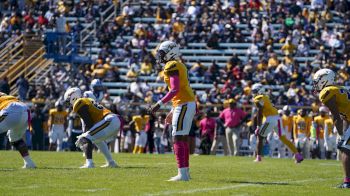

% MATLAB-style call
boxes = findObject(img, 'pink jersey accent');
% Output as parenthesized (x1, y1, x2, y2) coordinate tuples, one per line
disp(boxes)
(161, 75, 179, 104)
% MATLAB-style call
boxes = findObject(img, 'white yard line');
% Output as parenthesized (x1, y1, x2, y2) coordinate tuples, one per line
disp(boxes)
(144, 184, 257, 196)
(145, 177, 339, 196)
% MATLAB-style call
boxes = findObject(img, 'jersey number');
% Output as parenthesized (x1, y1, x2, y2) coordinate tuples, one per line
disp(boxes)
(340, 89, 350, 100)
(91, 100, 103, 110)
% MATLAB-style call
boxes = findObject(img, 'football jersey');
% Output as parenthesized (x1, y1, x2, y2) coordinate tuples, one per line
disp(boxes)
(293, 115, 312, 138)
(324, 118, 334, 136)
(253, 95, 278, 117)
(319, 86, 350, 122)
(282, 115, 293, 134)
(132, 115, 149, 132)
(163, 60, 195, 107)
(73, 98, 111, 125)
(49, 109, 68, 125)
(0, 95, 18, 110)
(314, 115, 330, 139)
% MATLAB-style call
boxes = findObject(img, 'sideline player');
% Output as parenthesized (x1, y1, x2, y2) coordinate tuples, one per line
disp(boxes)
(293, 109, 312, 159)
(324, 117, 337, 159)
(149, 41, 196, 181)
(129, 109, 149, 154)
(313, 106, 330, 159)
(0, 92, 36, 168)
(313, 68, 350, 188)
(48, 102, 68, 151)
(251, 83, 303, 163)
(64, 87, 121, 168)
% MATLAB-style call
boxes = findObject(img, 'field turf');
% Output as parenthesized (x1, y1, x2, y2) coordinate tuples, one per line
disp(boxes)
(0, 151, 347, 195)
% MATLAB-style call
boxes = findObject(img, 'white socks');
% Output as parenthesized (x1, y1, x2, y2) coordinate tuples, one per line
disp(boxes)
(96, 142, 114, 163)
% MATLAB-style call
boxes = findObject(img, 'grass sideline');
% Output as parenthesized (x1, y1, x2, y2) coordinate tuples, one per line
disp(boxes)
(0, 151, 347, 195)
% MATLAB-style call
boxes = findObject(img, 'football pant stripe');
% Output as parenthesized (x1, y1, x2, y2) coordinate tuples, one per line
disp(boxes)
(89, 121, 110, 136)
(0, 114, 8, 123)
(260, 123, 269, 136)
(177, 104, 187, 131)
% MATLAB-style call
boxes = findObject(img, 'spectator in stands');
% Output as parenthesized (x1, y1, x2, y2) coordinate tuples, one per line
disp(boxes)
(281, 38, 296, 55)
(16, 75, 29, 101)
(219, 99, 248, 156)
(247, 39, 259, 56)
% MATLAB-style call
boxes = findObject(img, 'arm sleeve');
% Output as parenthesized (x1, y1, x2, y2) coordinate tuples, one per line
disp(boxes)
(161, 75, 180, 104)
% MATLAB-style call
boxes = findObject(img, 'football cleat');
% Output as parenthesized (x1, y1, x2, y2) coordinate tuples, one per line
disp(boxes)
(167, 168, 189, 181)
(79, 163, 95, 169)
(100, 161, 118, 168)
(337, 182, 350, 188)
(295, 153, 304, 163)
(254, 156, 262, 162)
(22, 162, 37, 169)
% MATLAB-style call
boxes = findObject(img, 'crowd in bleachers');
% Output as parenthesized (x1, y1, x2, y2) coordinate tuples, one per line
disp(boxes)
(0, 0, 349, 160)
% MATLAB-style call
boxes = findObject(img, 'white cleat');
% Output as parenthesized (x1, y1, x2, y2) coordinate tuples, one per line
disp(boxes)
(100, 161, 118, 168)
(22, 162, 36, 169)
(167, 168, 189, 181)
(79, 163, 95, 169)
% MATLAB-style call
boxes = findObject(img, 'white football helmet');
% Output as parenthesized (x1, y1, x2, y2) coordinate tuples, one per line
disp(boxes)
(64, 87, 82, 106)
(312, 68, 335, 93)
(251, 83, 264, 95)
(89, 79, 104, 101)
(156, 41, 180, 64)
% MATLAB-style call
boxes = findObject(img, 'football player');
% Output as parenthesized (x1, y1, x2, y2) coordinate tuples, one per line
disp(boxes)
(313, 106, 330, 159)
(83, 80, 118, 168)
(64, 87, 121, 168)
(324, 117, 337, 159)
(281, 105, 294, 157)
(48, 101, 68, 151)
(149, 41, 196, 181)
(129, 109, 149, 154)
(293, 109, 312, 159)
(83, 79, 104, 102)
(313, 68, 350, 188)
(0, 92, 36, 168)
(252, 83, 303, 163)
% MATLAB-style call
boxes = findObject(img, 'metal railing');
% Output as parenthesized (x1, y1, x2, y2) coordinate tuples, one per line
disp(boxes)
(100, 4, 117, 25)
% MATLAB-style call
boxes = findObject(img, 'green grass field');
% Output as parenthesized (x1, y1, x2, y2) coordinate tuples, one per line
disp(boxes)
(0, 151, 347, 195)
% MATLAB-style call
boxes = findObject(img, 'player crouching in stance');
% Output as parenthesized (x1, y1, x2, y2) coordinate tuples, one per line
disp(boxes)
(313, 68, 350, 188)
(251, 84, 303, 163)
(149, 41, 196, 181)
(0, 92, 36, 168)
(64, 87, 121, 168)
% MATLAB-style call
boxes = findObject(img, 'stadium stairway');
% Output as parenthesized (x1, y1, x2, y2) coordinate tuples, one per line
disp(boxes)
(0, 34, 54, 95)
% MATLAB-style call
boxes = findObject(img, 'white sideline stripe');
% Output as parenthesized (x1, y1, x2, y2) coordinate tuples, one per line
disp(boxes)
(145, 177, 338, 196)
(144, 184, 257, 196)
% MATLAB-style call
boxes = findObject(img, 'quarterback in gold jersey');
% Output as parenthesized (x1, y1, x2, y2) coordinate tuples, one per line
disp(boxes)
(64, 87, 122, 168)
(251, 83, 303, 163)
(149, 41, 196, 181)
(313, 68, 350, 188)
(0, 92, 36, 168)
(48, 102, 68, 151)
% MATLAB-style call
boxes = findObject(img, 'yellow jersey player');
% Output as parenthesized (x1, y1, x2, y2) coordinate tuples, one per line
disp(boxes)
(313, 106, 330, 159)
(64, 87, 122, 168)
(293, 109, 312, 159)
(0, 92, 36, 168)
(324, 118, 337, 159)
(149, 41, 196, 181)
(313, 68, 350, 188)
(281, 105, 294, 157)
(48, 102, 68, 151)
(129, 109, 149, 154)
(251, 83, 303, 163)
